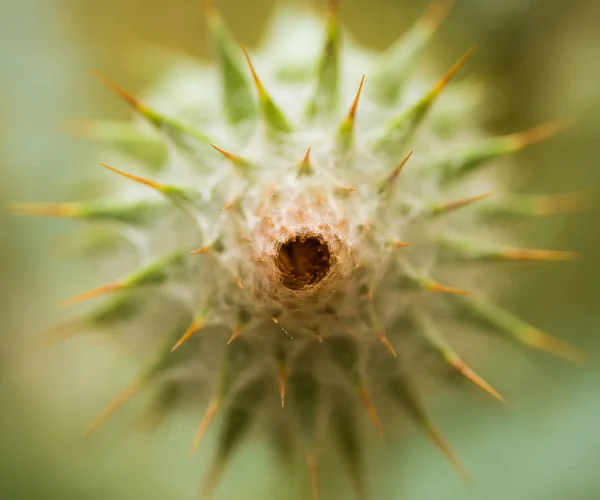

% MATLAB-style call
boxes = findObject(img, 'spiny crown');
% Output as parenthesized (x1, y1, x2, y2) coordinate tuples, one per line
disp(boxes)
(14, 0, 589, 498)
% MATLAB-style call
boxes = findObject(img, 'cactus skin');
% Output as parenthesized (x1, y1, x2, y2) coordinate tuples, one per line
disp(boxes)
(14, 0, 588, 498)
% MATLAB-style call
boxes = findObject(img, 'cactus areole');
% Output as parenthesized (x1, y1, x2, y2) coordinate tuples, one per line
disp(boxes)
(16, 0, 586, 498)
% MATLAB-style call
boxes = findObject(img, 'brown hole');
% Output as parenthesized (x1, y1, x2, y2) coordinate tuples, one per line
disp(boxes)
(276, 233, 332, 290)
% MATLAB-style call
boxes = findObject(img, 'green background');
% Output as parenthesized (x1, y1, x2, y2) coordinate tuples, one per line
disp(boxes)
(1, 0, 599, 499)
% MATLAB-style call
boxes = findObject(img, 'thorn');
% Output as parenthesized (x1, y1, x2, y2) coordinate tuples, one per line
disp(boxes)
(315, 327, 324, 343)
(240, 44, 266, 98)
(60, 281, 122, 307)
(171, 318, 204, 352)
(450, 359, 505, 403)
(376, 47, 475, 155)
(211, 143, 237, 162)
(211, 144, 253, 173)
(201, 460, 225, 500)
(420, 0, 453, 31)
(240, 44, 291, 133)
(328, 0, 340, 17)
(222, 198, 237, 210)
(425, 281, 470, 295)
(499, 249, 578, 262)
(385, 150, 414, 187)
(512, 119, 572, 150)
(63, 118, 94, 137)
(458, 296, 585, 364)
(278, 365, 287, 408)
(338, 75, 366, 147)
(392, 241, 412, 249)
(357, 384, 384, 438)
(28, 319, 84, 352)
(521, 328, 585, 363)
(191, 245, 210, 255)
(336, 185, 358, 195)
(199, 0, 214, 16)
(298, 147, 313, 176)
(424, 422, 471, 483)
(93, 70, 145, 112)
(307, 451, 319, 500)
(432, 46, 476, 95)
(84, 380, 141, 436)
(376, 330, 397, 357)
(100, 163, 164, 190)
(432, 192, 494, 215)
(345, 74, 366, 125)
(10, 202, 80, 218)
(95, 71, 209, 144)
(227, 326, 242, 345)
(306, 0, 341, 119)
(189, 398, 220, 458)
(536, 190, 593, 214)
(414, 311, 505, 402)
(267, 185, 278, 199)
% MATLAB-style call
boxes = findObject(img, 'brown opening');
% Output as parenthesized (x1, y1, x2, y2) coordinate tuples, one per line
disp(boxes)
(276, 234, 332, 290)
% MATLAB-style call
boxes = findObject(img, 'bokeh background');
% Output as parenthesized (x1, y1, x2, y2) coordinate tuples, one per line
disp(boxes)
(1, 0, 599, 499)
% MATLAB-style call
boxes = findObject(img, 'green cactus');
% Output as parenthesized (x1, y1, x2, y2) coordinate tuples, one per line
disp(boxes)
(14, 0, 590, 498)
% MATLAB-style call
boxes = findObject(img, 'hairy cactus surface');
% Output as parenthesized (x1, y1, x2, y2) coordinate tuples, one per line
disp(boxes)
(15, 0, 588, 498)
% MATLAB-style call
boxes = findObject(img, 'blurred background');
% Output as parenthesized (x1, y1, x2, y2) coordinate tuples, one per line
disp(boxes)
(1, 0, 599, 499)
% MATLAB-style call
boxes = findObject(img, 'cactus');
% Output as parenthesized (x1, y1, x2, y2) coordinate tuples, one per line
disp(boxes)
(14, 0, 589, 498)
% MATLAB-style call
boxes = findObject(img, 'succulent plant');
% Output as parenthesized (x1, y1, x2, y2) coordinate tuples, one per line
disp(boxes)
(14, 0, 589, 498)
